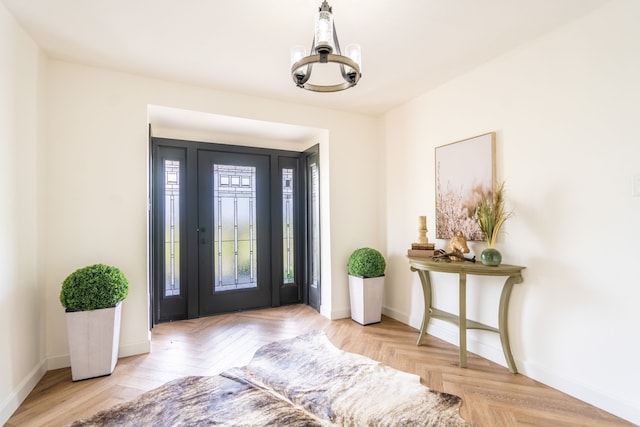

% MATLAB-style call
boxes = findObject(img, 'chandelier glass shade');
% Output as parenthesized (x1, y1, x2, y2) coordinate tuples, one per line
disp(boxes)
(291, 1, 362, 92)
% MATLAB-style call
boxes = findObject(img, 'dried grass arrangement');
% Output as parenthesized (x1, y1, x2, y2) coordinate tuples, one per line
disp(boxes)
(475, 181, 513, 248)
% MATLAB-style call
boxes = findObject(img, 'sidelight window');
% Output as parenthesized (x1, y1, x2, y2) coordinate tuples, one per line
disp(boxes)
(282, 168, 295, 285)
(164, 159, 181, 297)
(310, 162, 320, 289)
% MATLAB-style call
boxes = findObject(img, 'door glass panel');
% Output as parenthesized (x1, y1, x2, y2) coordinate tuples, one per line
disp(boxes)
(282, 168, 295, 285)
(213, 164, 257, 292)
(164, 159, 181, 297)
(310, 162, 320, 289)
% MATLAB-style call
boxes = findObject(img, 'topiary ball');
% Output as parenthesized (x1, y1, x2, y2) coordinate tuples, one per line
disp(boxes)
(347, 248, 386, 278)
(60, 264, 129, 311)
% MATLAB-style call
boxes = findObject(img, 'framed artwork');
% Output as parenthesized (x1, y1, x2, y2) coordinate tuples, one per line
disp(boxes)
(435, 132, 495, 241)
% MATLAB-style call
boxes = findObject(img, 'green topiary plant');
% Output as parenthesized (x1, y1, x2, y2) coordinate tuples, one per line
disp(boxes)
(347, 248, 386, 278)
(60, 264, 129, 311)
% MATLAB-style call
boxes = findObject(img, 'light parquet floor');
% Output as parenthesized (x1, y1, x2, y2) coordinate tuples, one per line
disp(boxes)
(6, 304, 634, 427)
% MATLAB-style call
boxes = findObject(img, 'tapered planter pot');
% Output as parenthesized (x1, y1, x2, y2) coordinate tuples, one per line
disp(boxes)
(348, 275, 384, 325)
(66, 302, 122, 381)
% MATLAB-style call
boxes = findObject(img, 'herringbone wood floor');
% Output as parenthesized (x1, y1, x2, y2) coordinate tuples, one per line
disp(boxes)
(6, 305, 634, 426)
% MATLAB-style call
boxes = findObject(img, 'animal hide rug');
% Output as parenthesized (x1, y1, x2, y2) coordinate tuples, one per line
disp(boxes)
(70, 331, 469, 426)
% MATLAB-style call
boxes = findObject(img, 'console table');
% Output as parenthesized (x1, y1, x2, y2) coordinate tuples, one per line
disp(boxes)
(408, 256, 525, 373)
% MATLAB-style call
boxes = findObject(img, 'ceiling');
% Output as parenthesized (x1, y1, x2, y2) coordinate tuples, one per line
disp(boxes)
(3, 0, 609, 117)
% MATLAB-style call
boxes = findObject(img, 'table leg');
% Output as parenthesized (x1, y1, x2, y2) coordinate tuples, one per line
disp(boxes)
(414, 269, 432, 345)
(459, 272, 467, 368)
(498, 274, 523, 373)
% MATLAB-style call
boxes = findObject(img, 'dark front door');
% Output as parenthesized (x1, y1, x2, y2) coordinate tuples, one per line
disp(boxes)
(197, 151, 271, 315)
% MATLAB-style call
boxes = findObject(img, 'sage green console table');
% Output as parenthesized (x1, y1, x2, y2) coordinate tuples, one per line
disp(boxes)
(408, 257, 525, 373)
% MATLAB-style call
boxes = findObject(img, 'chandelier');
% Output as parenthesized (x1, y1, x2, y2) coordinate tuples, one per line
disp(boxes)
(290, 1, 362, 92)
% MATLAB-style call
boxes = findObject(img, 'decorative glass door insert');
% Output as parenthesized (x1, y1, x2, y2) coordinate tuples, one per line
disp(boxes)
(310, 161, 320, 289)
(213, 164, 257, 291)
(282, 168, 295, 285)
(164, 159, 181, 297)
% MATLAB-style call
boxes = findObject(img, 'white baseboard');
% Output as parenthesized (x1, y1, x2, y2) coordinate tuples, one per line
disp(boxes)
(522, 361, 640, 426)
(47, 353, 70, 370)
(383, 307, 640, 425)
(319, 304, 332, 320)
(432, 322, 640, 424)
(423, 319, 509, 368)
(2, 338, 152, 424)
(382, 305, 410, 324)
(119, 339, 151, 358)
(328, 306, 351, 320)
(0, 360, 47, 425)
(47, 338, 151, 371)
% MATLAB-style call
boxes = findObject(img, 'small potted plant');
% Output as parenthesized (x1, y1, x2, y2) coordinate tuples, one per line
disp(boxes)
(475, 181, 513, 266)
(60, 264, 129, 381)
(347, 248, 386, 325)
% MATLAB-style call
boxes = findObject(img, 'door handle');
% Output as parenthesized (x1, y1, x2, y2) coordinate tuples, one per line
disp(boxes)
(197, 227, 206, 244)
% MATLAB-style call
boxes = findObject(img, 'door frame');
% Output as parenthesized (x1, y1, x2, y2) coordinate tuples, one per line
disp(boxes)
(150, 137, 316, 323)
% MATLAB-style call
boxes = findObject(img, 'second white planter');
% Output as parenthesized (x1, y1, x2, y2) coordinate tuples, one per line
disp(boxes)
(348, 275, 384, 325)
(65, 302, 122, 381)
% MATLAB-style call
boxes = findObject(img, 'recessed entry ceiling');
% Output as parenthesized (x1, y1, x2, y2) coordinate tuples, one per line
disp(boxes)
(148, 105, 324, 148)
(3, 0, 610, 116)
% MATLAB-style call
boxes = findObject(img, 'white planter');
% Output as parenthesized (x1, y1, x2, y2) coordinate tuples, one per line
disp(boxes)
(65, 302, 122, 381)
(348, 275, 384, 325)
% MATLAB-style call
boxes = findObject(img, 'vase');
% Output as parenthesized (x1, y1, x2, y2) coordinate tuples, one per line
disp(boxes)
(480, 247, 502, 266)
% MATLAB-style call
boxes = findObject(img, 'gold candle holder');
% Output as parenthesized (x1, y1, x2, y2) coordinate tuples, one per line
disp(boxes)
(418, 215, 428, 244)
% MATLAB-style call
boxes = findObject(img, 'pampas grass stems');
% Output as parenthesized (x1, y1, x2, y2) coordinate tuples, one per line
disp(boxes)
(475, 181, 513, 248)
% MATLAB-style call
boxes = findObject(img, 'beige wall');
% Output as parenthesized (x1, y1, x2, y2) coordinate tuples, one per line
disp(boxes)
(0, 2, 47, 423)
(382, 0, 640, 423)
(40, 60, 383, 361)
(1, 3, 380, 419)
(2, 0, 639, 425)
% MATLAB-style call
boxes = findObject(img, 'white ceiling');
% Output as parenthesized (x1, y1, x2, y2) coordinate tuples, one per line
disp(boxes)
(148, 104, 324, 146)
(2, 0, 610, 130)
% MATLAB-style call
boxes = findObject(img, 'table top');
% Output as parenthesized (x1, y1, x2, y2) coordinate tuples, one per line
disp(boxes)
(408, 256, 526, 276)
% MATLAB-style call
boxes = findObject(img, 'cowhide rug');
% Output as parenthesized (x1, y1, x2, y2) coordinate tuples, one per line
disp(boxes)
(70, 332, 469, 426)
